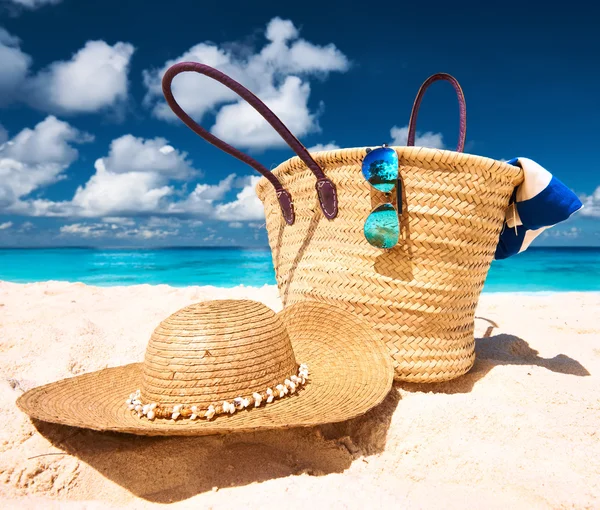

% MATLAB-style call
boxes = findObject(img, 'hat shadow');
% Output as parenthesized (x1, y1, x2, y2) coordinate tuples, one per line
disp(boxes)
(30, 389, 400, 503)
(397, 316, 590, 395)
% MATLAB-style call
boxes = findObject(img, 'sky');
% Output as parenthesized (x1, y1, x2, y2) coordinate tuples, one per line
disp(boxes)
(0, 0, 598, 248)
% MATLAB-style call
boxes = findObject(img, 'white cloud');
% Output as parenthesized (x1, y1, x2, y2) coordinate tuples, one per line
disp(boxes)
(143, 17, 349, 149)
(6, 0, 63, 8)
(59, 221, 178, 240)
(51, 134, 197, 218)
(543, 226, 581, 239)
(68, 159, 174, 217)
(211, 76, 319, 149)
(390, 125, 444, 149)
(167, 174, 235, 215)
(25, 40, 135, 114)
(0, 28, 31, 106)
(307, 142, 340, 152)
(1, 119, 269, 223)
(228, 222, 243, 228)
(60, 223, 107, 238)
(214, 176, 265, 221)
(0, 221, 13, 230)
(580, 186, 600, 218)
(0, 116, 91, 210)
(101, 135, 195, 179)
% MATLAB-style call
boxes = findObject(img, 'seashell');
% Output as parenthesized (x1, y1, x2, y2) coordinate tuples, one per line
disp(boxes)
(190, 414, 198, 420)
(128, 404, 135, 410)
(205, 405, 216, 420)
(147, 410, 155, 420)
(243, 398, 250, 408)
(191, 405, 198, 413)
(291, 375, 299, 384)
(173, 404, 182, 412)
(135, 404, 142, 413)
(276, 384, 285, 397)
(233, 397, 245, 410)
(172, 412, 180, 420)
(289, 381, 296, 393)
(284, 379, 292, 387)
(253, 392, 263, 407)
(126, 398, 132, 405)
(150, 403, 157, 410)
(142, 404, 151, 415)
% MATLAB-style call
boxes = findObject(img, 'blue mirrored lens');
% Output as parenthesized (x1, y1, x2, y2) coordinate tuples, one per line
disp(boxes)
(364, 203, 399, 249)
(362, 147, 398, 193)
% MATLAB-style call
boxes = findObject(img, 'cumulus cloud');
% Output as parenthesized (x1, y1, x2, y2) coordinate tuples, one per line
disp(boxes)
(0, 27, 135, 115)
(390, 125, 444, 149)
(59, 221, 178, 239)
(1, 118, 268, 223)
(0, 28, 31, 106)
(0, 116, 91, 210)
(0, 221, 13, 230)
(213, 176, 265, 221)
(579, 186, 600, 218)
(5, 0, 63, 9)
(307, 142, 340, 152)
(542, 226, 581, 239)
(54, 134, 197, 217)
(25, 40, 135, 115)
(211, 76, 319, 149)
(143, 17, 349, 149)
(167, 174, 235, 215)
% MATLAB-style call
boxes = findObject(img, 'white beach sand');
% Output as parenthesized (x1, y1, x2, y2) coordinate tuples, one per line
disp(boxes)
(1, 281, 599, 509)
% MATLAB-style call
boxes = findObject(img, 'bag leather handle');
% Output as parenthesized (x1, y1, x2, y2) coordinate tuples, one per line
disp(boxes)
(162, 62, 339, 224)
(407, 73, 467, 153)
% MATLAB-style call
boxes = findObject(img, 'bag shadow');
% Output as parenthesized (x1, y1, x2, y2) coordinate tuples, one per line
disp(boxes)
(397, 317, 590, 395)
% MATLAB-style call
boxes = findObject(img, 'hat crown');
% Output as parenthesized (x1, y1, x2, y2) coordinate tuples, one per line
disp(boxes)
(141, 300, 297, 407)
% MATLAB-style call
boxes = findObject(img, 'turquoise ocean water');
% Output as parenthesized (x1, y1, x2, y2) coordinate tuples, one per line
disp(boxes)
(0, 247, 599, 292)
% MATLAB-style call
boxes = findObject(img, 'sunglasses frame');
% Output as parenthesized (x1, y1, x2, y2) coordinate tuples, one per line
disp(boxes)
(362, 145, 403, 249)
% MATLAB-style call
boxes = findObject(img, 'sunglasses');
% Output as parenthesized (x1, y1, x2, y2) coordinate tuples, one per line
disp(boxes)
(362, 145, 402, 249)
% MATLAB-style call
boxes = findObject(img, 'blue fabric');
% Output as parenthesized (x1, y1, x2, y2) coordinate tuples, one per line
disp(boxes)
(494, 158, 583, 260)
(517, 176, 583, 230)
(495, 224, 527, 260)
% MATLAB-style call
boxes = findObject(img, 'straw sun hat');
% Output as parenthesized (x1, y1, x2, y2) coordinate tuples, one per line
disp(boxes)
(17, 300, 393, 436)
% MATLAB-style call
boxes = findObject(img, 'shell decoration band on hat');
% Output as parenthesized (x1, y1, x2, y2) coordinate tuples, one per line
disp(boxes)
(127, 363, 309, 421)
(16, 299, 394, 436)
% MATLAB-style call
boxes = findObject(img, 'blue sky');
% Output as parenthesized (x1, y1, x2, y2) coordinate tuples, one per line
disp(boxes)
(0, 0, 598, 247)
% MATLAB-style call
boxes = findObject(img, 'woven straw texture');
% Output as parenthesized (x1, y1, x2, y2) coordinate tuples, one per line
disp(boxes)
(256, 146, 524, 383)
(16, 300, 393, 436)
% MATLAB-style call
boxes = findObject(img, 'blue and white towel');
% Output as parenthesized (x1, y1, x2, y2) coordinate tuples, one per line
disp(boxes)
(494, 157, 583, 260)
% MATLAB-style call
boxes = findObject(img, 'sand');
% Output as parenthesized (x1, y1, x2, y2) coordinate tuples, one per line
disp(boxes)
(1, 281, 599, 509)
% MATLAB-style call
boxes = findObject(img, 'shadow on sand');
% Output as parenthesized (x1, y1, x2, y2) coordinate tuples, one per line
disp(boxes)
(31, 388, 401, 503)
(28, 318, 590, 502)
(398, 316, 590, 395)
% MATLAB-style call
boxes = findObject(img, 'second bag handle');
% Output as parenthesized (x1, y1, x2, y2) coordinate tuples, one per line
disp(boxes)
(162, 62, 339, 225)
(407, 73, 467, 153)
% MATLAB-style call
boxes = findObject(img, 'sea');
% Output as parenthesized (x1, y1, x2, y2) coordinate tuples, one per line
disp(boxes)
(0, 247, 599, 292)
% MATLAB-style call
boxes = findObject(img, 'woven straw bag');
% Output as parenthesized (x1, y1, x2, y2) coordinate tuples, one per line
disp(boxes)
(163, 64, 524, 383)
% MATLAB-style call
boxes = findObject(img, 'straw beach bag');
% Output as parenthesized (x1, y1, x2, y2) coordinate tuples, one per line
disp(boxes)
(163, 64, 524, 383)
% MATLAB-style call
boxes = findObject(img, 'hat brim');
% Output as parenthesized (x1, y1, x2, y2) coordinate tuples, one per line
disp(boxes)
(16, 301, 393, 436)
